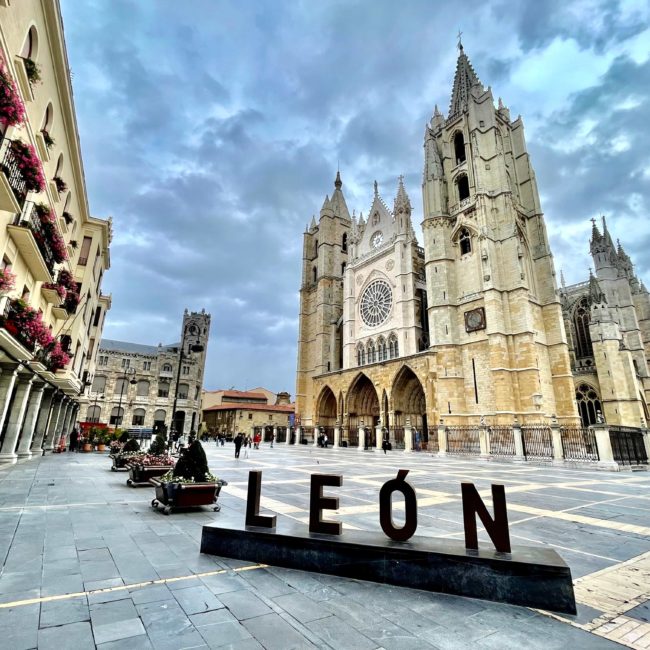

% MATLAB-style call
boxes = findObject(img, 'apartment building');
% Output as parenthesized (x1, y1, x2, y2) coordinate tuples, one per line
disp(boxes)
(0, 0, 111, 463)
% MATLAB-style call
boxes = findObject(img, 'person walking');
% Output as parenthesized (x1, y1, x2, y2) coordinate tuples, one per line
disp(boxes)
(323, 433, 328, 448)
(234, 432, 243, 458)
(69, 427, 78, 453)
(270, 432, 275, 448)
(382, 437, 390, 454)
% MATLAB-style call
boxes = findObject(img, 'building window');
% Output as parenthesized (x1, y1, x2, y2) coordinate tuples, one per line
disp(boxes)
(341, 262, 346, 275)
(132, 409, 146, 426)
(457, 174, 470, 201)
(158, 387, 169, 398)
(78, 236, 92, 265)
(314, 239, 318, 257)
(573, 298, 593, 360)
(114, 378, 128, 396)
(576, 383, 602, 426)
(98, 355, 108, 366)
(162, 363, 172, 373)
(109, 407, 124, 426)
(143, 361, 151, 371)
(459, 228, 472, 255)
(367, 340, 376, 364)
(378, 337, 387, 362)
(342, 233, 348, 252)
(454, 131, 466, 165)
(388, 334, 399, 359)
(93, 307, 102, 327)
(178, 383, 189, 399)
(357, 344, 366, 366)
(136, 380, 150, 397)
(86, 405, 101, 423)
(91, 375, 106, 393)
(121, 358, 130, 369)
(182, 365, 190, 375)
(313, 266, 317, 283)
(248, 413, 253, 420)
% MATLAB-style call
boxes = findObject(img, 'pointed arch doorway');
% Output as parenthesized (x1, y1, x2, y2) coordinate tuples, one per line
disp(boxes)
(346, 373, 379, 448)
(391, 366, 427, 450)
(316, 386, 337, 444)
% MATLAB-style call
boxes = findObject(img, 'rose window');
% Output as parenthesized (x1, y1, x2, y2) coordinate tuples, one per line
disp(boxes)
(360, 280, 392, 327)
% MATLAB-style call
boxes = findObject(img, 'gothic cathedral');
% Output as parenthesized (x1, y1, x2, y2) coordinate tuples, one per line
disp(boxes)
(295, 44, 650, 442)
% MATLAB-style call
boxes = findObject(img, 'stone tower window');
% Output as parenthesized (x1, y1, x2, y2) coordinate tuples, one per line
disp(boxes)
(341, 262, 346, 275)
(388, 333, 399, 359)
(21, 26, 39, 59)
(459, 228, 472, 255)
(378, 336, 387, 361)
(314, 239, 318, 257)
(367, 340, 376, 364)
(573, 297, 593, 360)
(357, 344, 365, 366)
(342, 233, 348, 252)
(313, 266, 317, 283)
(457, 174, 470, 201)
(575, 383, 602, 426)
(454, 131, 466, 165)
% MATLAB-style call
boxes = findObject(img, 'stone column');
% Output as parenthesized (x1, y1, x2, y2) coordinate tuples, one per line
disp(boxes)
(437, 424, 447, 457)
(357, 425, 364, 450)
(333, 423, 340, 448)
(296, 426, 302, 444)
(30, 388, 54, 454)
(61, 404, 75, 447)
(550, 419, 564, 466)
(43, 397, 64, 452)
(593, 424, 619, 470)
(313, 426, 319, 446)
(479, 425, 490, 460)
(0, 364, 19, 438)
(0, 374, 34, 464)
(513, 422, 525, 462)
(52, 400, 70, 451)
(272, 426, 278, 446)
(285, 426, 291, 445)
(644, 429, 650, 460)
(16, 382, 45, 459)
(404, 423, 413, 452)
(375, 425, 382, 450)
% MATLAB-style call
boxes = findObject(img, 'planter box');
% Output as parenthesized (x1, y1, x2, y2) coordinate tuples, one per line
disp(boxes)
(82, 443, 93, 453)
(150, 478, 227, 515)
(110, 454, 130, 471)
(127, 464, 172, 486)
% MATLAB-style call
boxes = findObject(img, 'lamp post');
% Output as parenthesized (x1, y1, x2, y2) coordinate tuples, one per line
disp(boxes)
(116, 367, 137, 428)
(91, 391, 104, 423)
(169, 322, 204, 448)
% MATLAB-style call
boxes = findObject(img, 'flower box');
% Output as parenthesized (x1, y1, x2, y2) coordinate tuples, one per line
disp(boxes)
(150, 478, 227, 515)
(126, 464, 172, 487)
(110, 454, 130, 471)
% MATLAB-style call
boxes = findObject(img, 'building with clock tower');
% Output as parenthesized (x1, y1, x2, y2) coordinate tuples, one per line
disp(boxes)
(295, 41, 649, 448)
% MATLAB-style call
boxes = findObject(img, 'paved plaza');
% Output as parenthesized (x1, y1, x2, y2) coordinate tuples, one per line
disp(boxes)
(1, 445, 650, 649)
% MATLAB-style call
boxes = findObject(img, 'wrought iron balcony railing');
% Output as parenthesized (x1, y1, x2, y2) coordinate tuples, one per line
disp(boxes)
(1, 138, 29, 210)
(13, 202, 56, 276)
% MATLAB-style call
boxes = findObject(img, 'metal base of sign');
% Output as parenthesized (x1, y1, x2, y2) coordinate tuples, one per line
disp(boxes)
(200, 524, 576, 614)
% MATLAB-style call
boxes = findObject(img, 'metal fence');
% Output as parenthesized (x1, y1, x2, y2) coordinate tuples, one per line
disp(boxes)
(392, 427, 405, 449)
(275, 426, 287, 443)
(446, 426, 480, 455)
(522, 425, 553, 460)
(488, 426, 516, 456)
(561, 427, 599, 462)
(425, 426, 440, 452)
(347, 427, 359, 447)
(1, 139, 28, 208)
(412, 427, 429, 452)
(609, 426, 648, 465)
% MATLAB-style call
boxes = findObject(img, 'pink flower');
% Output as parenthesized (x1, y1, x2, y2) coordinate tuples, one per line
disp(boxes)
(0, 267, 16, 292)
(10, 140, 45, 193)
(0, 67, 25, 127)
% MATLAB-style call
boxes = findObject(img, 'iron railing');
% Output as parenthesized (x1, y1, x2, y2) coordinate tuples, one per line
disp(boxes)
(426, 426, 440, 452)
(446, 426, 480, 455)
(561, 427, 599, 462)
(300, 426, 314, 444)
(0, 299, 36, 353)
(609, 426, 648, 465)
(347, 427, 359, 447)
(392, 426, 405, 449)
(522, 425, 553, 460)
(412, 427, 429, 451)
(13, 203, 56, 276)
(276, 426, 287, 443)
(1, 139, 28, 209)
(488, 426, 516, 456)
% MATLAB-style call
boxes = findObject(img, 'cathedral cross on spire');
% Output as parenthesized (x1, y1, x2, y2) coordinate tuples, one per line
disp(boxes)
(457, 29, 463, 50)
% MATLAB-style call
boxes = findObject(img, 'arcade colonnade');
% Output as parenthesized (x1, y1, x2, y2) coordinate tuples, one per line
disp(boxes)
(0, 362, 78, 464)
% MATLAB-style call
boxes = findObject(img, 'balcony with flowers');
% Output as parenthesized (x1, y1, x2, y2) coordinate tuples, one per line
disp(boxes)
(43, 268, 78, 319)
(0, 138, 45, 214)
(7, 202, 66, 282)
(0, 298, 70, 373)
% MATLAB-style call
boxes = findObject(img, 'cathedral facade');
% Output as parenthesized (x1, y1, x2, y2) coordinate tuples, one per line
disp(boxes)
(295, 45, 649, 445)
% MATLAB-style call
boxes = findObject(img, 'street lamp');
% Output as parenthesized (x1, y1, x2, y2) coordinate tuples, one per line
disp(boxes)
(116, 367, 137, 428)
(91, 391, 104, 423)
(169, 321, 204, 447)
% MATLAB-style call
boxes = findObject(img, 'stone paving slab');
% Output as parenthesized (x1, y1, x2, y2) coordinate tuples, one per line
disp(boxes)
(1, 446, 648, 647)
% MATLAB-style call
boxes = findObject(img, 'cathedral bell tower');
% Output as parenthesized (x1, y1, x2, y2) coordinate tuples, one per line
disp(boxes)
(421, 42, 578, 423)
(295, 173, 351, 425)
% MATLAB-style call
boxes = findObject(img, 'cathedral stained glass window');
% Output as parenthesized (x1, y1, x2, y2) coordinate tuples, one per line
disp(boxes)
(360, 280, 392, 327)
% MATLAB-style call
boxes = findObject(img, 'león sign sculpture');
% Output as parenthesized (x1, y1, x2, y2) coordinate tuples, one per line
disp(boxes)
(201, 470, 576, 613)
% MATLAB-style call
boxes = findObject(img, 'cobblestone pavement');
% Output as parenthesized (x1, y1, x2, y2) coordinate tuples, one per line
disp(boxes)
(1, 444, 649, 649)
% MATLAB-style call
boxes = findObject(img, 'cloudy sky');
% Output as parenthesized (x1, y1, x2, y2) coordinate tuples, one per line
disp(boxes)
(59, 0, 650, 396)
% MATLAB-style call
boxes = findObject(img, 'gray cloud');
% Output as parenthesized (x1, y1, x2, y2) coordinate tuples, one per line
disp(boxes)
(60, 0, 650, 394)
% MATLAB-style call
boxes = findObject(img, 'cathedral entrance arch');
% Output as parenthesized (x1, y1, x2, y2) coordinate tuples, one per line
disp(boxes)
(316, 386, 337, 442)
(346, 373, 380, 448)
(391, 366, 427, 449)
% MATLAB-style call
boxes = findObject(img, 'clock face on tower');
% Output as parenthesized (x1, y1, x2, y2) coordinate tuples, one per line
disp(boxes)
(371, 231, 384, 249)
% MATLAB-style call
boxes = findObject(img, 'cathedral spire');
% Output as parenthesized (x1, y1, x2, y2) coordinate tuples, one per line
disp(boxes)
(393, 175, 412, 217)
(448, 42, 483, 117)
(329, 171, 351, 220)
